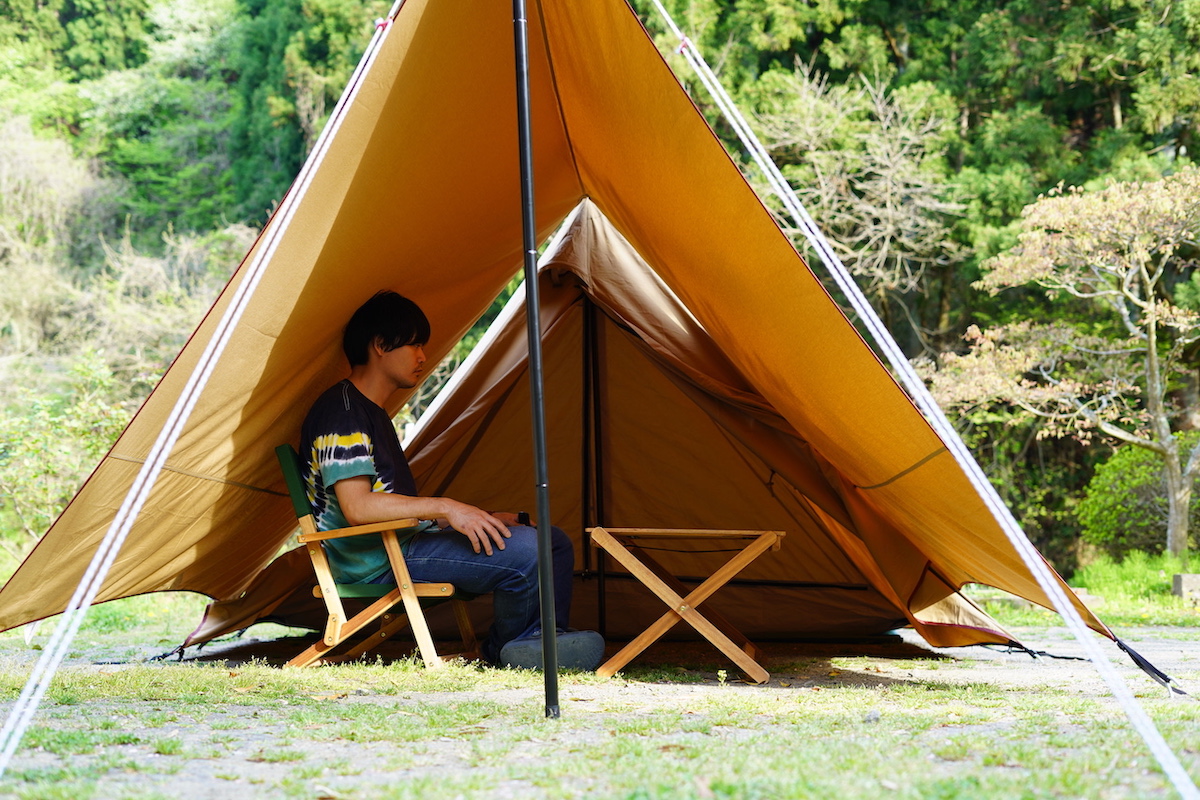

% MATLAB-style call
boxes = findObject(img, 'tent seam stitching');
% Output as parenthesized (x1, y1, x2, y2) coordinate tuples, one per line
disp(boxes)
(532, 0, 585, 195)
(856, 447, 947, 490)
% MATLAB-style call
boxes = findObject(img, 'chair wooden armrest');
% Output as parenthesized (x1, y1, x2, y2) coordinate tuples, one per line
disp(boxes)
(297, 518, 423, 543)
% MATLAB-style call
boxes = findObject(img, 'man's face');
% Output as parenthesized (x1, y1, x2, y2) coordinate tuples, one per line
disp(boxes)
(378, 341, 427, 389)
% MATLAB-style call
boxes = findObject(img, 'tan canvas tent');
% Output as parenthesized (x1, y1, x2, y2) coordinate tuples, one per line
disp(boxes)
(0, 0, 1108, 651)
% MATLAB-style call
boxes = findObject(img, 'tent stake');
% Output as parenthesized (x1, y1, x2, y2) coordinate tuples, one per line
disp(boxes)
(513, 0, 560, 719)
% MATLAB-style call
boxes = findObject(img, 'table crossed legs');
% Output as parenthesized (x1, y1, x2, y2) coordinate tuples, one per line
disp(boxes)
(587, 527, 785, 684)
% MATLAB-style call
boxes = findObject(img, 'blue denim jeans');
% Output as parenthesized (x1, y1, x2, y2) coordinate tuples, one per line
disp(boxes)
(373, 524, 574, 664)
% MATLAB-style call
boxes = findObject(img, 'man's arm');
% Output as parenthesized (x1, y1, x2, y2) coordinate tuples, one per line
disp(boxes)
(333, 476, 511, 555)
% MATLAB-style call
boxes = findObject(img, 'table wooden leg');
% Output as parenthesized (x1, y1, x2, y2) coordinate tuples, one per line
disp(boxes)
(626, 542, 759, 660)
(589, 528, 775, 683)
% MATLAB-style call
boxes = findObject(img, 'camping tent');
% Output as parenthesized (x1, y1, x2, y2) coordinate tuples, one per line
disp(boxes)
(0, 0, 1106, 649)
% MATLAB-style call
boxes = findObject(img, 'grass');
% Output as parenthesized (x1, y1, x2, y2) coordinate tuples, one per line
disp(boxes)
(969, 549, 1200, 628)
(0, 568, 1196, 798)
(1, 640, 1193, 799)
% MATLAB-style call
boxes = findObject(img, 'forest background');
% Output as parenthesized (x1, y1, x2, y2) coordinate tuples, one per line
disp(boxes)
(2, 0, 1199, 584)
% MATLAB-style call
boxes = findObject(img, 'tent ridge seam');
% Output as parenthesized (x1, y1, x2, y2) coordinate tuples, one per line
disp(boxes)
(532, 0, 585, 196)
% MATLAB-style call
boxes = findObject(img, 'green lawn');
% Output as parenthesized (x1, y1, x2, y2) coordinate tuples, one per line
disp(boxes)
(0, 587, 1196, 799)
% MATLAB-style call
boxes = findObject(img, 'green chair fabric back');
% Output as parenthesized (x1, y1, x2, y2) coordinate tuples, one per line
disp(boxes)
(275, 444, 315, 521)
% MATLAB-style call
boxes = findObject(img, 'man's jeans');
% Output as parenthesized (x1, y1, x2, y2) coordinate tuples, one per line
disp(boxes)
(372, 524, 574, 664)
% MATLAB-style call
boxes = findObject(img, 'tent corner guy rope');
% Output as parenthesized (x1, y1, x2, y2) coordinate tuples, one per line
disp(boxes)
(645, 1, 1199, 797)
(0, 8, 405, 780)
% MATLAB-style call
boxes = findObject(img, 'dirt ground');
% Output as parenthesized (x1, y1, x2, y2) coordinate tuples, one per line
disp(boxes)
(180, 623, 1198, 699)
(2, 625, 1198, 799)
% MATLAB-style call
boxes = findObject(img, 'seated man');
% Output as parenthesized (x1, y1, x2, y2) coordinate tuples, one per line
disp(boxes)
(300, 290, 603, 670)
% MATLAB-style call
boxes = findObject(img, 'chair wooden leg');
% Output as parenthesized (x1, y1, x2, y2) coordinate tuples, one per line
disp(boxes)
(287, 639, 337, 668)
(383, 532, 444, 669)
(286, 588, 403, 668)
(451, 598, 478, 660)
(336, 612, 416, 662)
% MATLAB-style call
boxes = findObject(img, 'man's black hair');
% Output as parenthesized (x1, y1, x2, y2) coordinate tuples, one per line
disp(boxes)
(343, 291, 431, 366)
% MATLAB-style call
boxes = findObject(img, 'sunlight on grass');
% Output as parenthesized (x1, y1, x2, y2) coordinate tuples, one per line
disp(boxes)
(0, 581, 1195, 799)
(965, 551, 1200, 628)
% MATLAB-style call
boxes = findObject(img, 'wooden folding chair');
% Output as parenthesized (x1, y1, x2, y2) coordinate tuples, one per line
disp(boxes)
(274, 445, 477, 668)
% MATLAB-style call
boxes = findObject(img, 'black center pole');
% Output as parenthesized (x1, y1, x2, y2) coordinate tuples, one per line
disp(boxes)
(512, 0, 560, 719)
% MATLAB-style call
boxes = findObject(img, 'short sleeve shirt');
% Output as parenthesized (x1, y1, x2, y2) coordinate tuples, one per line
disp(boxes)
(300, 380, 431, 583)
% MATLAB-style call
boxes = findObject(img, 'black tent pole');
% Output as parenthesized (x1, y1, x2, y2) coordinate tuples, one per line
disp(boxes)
(513, 0, 560, 719)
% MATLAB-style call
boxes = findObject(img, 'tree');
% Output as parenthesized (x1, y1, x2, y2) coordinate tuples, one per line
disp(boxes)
(227, 0, 387, 225)
(77, 0, 241, 242)
(60, 0, 150, 79)
(932, 168, 1200, 557)
(751, 64, 971, 355)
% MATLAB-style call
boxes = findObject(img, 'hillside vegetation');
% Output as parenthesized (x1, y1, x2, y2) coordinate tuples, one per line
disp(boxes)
(2, 0, 1199, 575)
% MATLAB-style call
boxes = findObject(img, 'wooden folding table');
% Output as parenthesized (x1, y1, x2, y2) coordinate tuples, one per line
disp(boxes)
(587, 527, 785, 684)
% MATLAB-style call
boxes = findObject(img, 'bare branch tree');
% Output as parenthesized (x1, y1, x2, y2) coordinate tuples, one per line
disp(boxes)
(753, 63, 970, 355)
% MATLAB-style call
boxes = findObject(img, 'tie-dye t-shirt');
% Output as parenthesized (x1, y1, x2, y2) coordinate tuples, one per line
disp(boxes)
(300, 380, 432, 583)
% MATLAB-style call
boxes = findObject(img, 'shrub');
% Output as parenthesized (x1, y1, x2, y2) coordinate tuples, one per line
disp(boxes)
(1072, 550, 1190, 600)
(1076, 434, 1200, 559)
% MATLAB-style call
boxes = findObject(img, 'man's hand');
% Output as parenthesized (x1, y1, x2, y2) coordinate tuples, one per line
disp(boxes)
(334, 477, 510, 555)
(443, 501, 511, 555)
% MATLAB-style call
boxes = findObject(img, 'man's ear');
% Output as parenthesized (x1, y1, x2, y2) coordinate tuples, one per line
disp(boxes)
(369, 337, 387, 359)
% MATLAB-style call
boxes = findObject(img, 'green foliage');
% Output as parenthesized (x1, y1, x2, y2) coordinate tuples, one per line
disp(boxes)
(1078, 436, 1200, 559)
(226, 0, 387, 224)
(0, 350, 130, 550)
(1073, 549, 1191, 599)
(226, 0, 307, 221)
(1174, 269, 1200, 312)
(60, 0, 150, 79)
(76, 0, 242, 242)
(87, 72, 236, 236)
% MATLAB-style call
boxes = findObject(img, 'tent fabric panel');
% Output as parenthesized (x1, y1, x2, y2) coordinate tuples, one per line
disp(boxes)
(542, 204, 758, 399)
(909, 567, 1006, 632)
(590, 320, 865, 586)
(536, 0, 948, 488)
(544, 202, 856, 531)
(528, 1, 1099, 639)
(853, 471, 1108, 633)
